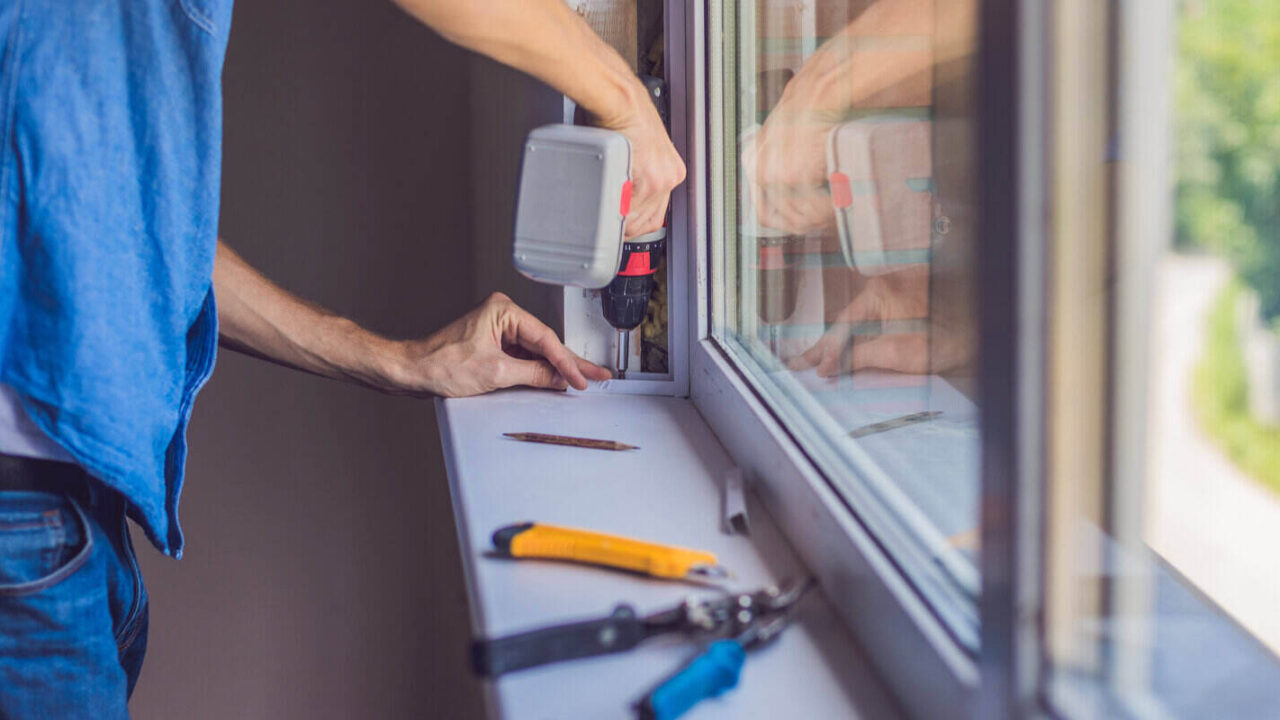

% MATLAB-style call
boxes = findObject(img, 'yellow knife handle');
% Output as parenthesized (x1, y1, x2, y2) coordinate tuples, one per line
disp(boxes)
(492, 523, 718, 579)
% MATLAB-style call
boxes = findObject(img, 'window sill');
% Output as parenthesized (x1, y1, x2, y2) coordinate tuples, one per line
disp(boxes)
(436, 389, 899, 719)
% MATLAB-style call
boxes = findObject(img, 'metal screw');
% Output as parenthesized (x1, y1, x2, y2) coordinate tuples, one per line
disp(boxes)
(737, 610, 752, 625)
(596, 153, 603, 160)
(599, 626, 618, 647)
(934, 216, 952, 236)
(738, 596, 753, 608)
(653, 86, 662, 97)
(581, 262, 589, 268)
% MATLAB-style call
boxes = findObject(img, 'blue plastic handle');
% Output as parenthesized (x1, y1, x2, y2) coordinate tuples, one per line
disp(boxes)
(645, 640, 746, 720)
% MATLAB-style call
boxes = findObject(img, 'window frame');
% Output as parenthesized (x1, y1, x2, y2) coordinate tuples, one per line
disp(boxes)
(667, 0, 1042, 717)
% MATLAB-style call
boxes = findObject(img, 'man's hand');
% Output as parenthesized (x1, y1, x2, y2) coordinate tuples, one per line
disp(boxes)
(386, 293, 612, 397)
(214, 242, 610, 398)
(392, 0, 685, 237)
(593, 92, 686, 239)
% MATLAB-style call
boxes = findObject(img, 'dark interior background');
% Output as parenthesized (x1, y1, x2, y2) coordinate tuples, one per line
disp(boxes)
(130, 0, 490, 716)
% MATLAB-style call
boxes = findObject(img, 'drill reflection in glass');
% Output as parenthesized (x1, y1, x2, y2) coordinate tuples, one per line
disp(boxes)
(754, 235, 804, 358)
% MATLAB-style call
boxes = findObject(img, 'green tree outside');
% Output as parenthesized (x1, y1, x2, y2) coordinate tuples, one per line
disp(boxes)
(1176, 0, 1280, 323)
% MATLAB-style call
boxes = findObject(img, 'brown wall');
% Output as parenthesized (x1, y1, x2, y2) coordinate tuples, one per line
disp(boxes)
(130, 1, 485, 717)
(468, 54, 564, 325)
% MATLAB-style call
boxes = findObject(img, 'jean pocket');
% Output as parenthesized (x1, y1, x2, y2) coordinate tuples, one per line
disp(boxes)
(0, 491, 93, 596)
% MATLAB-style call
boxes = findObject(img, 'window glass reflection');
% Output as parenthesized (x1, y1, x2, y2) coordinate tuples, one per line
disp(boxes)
(718, 0, 981, 644)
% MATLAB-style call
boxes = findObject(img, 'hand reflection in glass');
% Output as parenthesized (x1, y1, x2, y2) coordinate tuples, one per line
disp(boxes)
(786, 265, 929, 376)
(743, 0, 974, 378)
(743, 0, 944, 234)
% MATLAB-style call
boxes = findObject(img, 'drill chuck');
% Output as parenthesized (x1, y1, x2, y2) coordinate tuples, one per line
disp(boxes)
(603, 228, 665, 378)
(602, 272, 655, 330)
(602, 229, 666, 332)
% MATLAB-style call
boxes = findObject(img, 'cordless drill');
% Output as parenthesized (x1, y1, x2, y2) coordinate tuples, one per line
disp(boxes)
(511, 77, 669, 379)
(601, 226, 665, 377)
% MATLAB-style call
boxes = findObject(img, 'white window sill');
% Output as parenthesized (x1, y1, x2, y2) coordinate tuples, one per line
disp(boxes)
(436, 389, 900, 719)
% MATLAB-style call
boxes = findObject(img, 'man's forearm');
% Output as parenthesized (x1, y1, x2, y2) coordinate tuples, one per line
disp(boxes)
(396, 0, 684, 238)
(392, 0, 644, 127)
(213, 241, 610, 397)
(213, 241, 402, 391)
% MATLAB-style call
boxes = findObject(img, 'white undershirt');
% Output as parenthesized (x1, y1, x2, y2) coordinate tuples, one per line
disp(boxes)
(0, 383, 76, 463)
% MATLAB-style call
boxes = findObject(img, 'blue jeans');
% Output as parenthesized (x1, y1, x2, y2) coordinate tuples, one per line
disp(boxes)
(0, 481, 147, 718)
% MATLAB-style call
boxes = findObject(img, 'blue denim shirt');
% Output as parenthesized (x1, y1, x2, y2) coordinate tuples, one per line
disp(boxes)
(0, 0, 235, 557)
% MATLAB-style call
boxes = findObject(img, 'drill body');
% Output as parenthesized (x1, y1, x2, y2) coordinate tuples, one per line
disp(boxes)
(511, 76, 671, 379)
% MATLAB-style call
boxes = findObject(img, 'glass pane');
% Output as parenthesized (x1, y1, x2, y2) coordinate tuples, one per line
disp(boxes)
(1145, 0, 1280, 712)
(1041, 1, 1280, 716)
(712, 0, 981, 647)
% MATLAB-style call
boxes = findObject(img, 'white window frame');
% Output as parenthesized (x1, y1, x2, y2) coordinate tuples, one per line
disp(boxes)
(663, 1, 1044, 717)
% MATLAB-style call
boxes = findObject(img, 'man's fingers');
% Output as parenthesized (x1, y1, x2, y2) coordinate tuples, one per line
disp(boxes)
(624, 196, 666, 239)
(500, 357, 569, 391)
(517, 333, 588, 390)
(614, 108, 683, 239)
(507, 307, 591, 390)
(575, 355, 613, 381)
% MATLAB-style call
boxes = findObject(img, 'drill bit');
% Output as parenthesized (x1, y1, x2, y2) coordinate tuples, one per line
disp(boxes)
(616, 330, 630, 379)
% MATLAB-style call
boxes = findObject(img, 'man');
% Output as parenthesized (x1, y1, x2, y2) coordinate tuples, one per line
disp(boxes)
(0, 0, 684, 715)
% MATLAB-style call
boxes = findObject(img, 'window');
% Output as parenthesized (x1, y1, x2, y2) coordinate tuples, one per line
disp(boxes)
(684, 0, 1280, 717)
(1039, 1, 1280, 717)
(708, 0, 983, 649)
